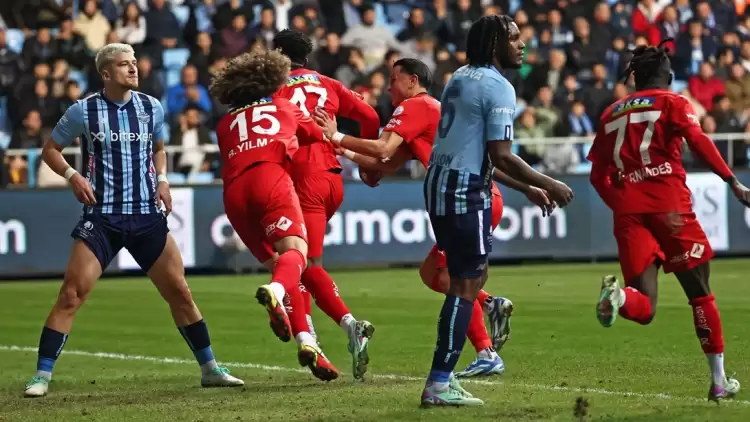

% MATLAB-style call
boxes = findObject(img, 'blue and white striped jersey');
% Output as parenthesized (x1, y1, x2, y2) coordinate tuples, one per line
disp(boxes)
(51, 91, 165, 215)
(424, 65, 516, 216)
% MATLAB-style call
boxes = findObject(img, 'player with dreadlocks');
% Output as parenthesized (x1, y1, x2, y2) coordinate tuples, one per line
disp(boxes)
(589, 40, 750, 401)
(420, 15, 574, 406)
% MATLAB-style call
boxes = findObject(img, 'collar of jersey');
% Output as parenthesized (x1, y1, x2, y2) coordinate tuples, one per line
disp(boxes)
(99, 90, 134, 109)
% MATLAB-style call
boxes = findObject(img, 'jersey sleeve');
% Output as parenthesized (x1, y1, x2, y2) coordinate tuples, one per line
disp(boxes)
(483, 80, 516, 142)
(50, 102, 84, 147)
(290, 101, 324, 145)
(383, 100, 427, 143)
(328, 78, 381, 139)
(152, 99, 165, 141)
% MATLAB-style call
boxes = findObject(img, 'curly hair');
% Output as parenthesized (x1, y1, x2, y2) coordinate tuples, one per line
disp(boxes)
(623, 39, 673, 90)
(209, 50, 291, 108)
(273, 29, 313, 67)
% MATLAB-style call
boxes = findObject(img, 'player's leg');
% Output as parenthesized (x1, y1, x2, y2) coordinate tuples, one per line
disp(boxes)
(597, 214, 661, 327)
(657, 213, 738, 401)
(128, 215, 242, 387)
(25, 217, 115, 397)
(421, 210, 492, 407)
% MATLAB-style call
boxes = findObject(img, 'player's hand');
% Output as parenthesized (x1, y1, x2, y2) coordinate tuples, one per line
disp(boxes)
(525, 186, 556, 216)
(546, 180, 574, 207)
(730, 178, 750, 207)
(156, 181, 173, 216)
(313, 108, 337, 140)
(70, 173, 97, 205)
(359, 169, 383, 187)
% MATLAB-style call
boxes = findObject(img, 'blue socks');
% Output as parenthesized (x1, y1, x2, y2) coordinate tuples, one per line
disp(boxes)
(37, 326, 68, 377)
(429, 295, 473, 385)
(178, 319, 217, 373)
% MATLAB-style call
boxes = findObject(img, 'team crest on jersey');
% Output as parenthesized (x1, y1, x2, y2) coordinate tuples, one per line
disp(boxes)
(137, 112, 151, 123)
(612, 97, 656, 116)
(393, 106, 404, 116)
(287, 74, 321, 87)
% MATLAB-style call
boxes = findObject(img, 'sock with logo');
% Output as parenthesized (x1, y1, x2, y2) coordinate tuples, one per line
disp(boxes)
(467, 298, 492, 352)
(428, 295, 473, 388)
(302, 266, 350, 325)
(36, 326, 68, 379)
(618, 286, 653, 325)
(271, 249, 307, 292)
(177, 319, 218, 374)
(690, 294, 726, 384)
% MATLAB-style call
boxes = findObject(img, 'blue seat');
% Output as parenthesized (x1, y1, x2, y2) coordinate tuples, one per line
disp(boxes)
(167, 172, 187, 185)
(173, 5, 190, 29)
(5, 29, 25, 54)
(210, 131, 217, 143)
(374, 3, 388, 26)
(166, 69, 182, 88)
(163, 48, 190, 71)
(386, 22, 406, 35)
(0, 131, 10, 149)
(162, 122, 170, 143)
(188, 172, 215, 184)
(252, 4, 262, 25)
(671, 79, 688, 93)
(386, 3, 411, 22)
(573, 162, 593, 174)
(69, 70, 88, 93)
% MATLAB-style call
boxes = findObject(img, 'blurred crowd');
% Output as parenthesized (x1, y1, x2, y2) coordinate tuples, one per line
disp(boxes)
(2, 0, 750, 189)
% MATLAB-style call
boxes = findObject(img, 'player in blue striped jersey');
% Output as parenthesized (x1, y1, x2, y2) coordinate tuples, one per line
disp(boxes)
(24, 43, 243, 397)
(420, 16, 574, 406)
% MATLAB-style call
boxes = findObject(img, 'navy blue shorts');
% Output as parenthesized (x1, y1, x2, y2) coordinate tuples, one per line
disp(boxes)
(71, 213, 169, 272)
(430, 208, 493, 279)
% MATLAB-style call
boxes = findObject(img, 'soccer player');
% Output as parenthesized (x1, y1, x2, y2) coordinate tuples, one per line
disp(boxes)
(211, 50, 337, 381)
(272, 29, 380, 380)
(314, 58, 555, 378)
(24, 43, 243, 398)
(421, 15, 574, 406)
(588, 41, 750, 401)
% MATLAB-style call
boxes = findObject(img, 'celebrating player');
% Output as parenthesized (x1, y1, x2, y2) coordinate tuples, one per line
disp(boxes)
(272, 29, 379, 380)
(420, 15, 574, 406)
(314, 58, 555, 378)
(211, 50, 337, 381)
(24, 43, 243, 398)
(588, 40, 750, 401)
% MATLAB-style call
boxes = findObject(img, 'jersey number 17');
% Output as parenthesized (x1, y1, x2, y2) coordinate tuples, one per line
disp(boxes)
(604, 110, 661, 171)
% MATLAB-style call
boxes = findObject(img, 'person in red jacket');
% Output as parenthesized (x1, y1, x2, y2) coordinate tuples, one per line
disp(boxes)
(688, 62, 727, 112)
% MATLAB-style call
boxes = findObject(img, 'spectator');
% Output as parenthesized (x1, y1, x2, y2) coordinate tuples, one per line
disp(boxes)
(568, 17, 604, 78)
(605, 37, 628, 84)
(219, 12, 250, 58)
(695, 1, 722, 37)
(20, 79, 59, 128)
(710, 95, 743, 134)
(302, 6, 325, 40)
(137, 55, 164, 100)
(21, 27, 57, 68)
(650, 5, 679, 50)
(335, 47, 367, 88)
(213, 0, 254, 32)
(341, 4, 402, 68)
(11, 110, 46, 151)
(526, 49, 567, 101)
(725, 63, 750, 115)
(74, 0, 112, 52)
(115, 2, 147, 47)
(167, 64, 212, 119)
(688, 62, 726, 112)
(590, 3, 613, 56)
(15, 0, 71, 31)
(269, 0, 293, 32)
(250, 7, 278, 49)
(741, 40, 750, 74)
(315, 31, 346, 78)
(554, 73, 580, 112)
(548, 9, 573, 48)
(632, 0, 668, 36)
(404, 32, 436, 72)
(674, 19, 718, 80)
(11, 62, 52, 127)
(583, 64, 613, 122)
(515, 108, 547, 167)
(56, 80, 81, 120)
(447, 0, 479, 45)
(674, 0, 693, 24)
(289, 14, 310, 38)
(680, 88, 707, 119)
(145, 0, 182, 54)
(561, 100, 595, 139)
(190, 0, 217, 36)
(189, 32, 220, 88)
(55, 18, 88, 69)
(171, 105, 214, 176)
(529, 86, 560, 137)
(715, 47, 736, 80)
(0, 29, 22, 97)
(738, 13, 750, 42)
(611, 2, 632, 38)
(397, 7, 429, 42)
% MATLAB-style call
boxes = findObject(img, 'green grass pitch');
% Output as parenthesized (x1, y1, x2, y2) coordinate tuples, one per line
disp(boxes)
(2, 260, 750, 421)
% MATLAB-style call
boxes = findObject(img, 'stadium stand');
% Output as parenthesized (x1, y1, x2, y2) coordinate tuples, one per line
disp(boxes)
(2, 0, 750, 189)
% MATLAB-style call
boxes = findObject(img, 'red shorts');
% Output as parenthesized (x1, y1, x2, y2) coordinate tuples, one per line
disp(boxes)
(431, 192, 504, 269)
(223, 162, 307, 263)
(292, 170, 344, 258)
(615, 212, 713, 283)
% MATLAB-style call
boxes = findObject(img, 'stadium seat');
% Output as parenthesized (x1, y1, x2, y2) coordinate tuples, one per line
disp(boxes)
(69, 70, 88, 93)
(173, 5, 190, 29)
(167, 172, 187, 184)
(163, 48, 190, 71)
(0, 131, 10, 150)
(210, 131, 217, 143)
(386, 22, 406, 35)
(573, 162, 593, 174)
(373, 3, 388, 26)
(252, 4, 262, 25)
(386, 3, 411, 22)
(5, 29, 25, 54)
(671, 79, 688, 93)
(188, 172, 215, 184)
(162, 122, 170, 143)
(166, 68, 182, 88)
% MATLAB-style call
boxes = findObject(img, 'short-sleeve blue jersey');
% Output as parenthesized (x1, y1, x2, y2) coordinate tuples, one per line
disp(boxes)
(52, 91, 165, 215)
(424, 65, 516, 216)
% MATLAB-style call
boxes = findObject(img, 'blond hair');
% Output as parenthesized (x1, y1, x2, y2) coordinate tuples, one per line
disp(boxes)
(95, 43, 135, 74)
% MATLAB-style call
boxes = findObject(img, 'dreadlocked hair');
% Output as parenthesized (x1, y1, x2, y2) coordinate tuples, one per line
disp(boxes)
(466, 15, 513, 67)
(623, 39, 673, 89)
(209, 50, 290, 108)
(273, 29, 313, 68)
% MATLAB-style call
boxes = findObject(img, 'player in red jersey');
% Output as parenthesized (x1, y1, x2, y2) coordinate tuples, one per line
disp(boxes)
(272, 29, 381, 380)
(211, 50, 338, 381)
(314, 58, 555, 377)
(588, 41, 750, 401)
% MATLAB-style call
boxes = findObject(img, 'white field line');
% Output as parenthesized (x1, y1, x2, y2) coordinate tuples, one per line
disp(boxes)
(1, 344, 748, 406)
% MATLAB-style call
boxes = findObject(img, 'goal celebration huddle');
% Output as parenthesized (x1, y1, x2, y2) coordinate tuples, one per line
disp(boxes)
(25, 14, 750, 408)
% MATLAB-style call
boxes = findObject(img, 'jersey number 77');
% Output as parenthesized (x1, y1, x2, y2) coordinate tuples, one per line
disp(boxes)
(604, 110, 662, 171)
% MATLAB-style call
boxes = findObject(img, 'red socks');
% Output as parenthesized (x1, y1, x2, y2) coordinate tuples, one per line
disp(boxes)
(690, 294, 725, 354)
(272, 250, 308, 336)
(467, 299, 492, 352)
(301, 266, 350, 325)
(618, 286, 653, 325)
(300, 283, 312, 316)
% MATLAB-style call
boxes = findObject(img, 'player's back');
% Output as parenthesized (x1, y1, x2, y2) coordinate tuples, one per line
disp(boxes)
(590, 88, 692, 214)
(216, 96, 303, 185)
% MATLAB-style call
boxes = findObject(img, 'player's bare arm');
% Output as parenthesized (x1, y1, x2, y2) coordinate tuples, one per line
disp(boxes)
(152, 140, 172, 215)
(42, 138, 96, 205)
(314, 108, 404, 160)
(337, 143, 412, 175)
(486, 141, 574, 206)
(492, 168, 555, 216)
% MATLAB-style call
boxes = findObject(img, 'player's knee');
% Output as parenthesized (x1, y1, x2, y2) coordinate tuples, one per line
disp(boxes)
(275, 236, 309, 267)
(166, 280, 195, 309)
(56, 284, 88, 313)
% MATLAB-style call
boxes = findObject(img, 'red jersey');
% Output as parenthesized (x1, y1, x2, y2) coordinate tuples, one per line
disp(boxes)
(588, 89, 731, 215)
(275, 68, 380, 174)
(216, 97, 324, 185)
